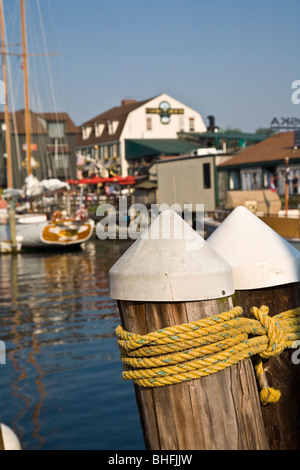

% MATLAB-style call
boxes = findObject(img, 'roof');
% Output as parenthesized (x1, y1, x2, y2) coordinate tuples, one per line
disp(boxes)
(81, 98, 153, 126)
(37, 112, 80, 134)
(9, 109, 47, 135)
(134, 180, 157, 190)
(218, 131, 300, 168)
(178, 131, 267, 152)
(125, 139, 203, 160)
(0, 109, 80, 135)
(178, 130, 267, 142)
(76, 97, 154, 147)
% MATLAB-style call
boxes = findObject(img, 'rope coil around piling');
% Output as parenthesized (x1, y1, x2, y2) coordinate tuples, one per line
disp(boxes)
(115, 305, 300, 405)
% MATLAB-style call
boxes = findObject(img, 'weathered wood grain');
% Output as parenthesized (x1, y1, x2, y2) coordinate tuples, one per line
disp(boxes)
(233, 282, 300, 450)
(118, 297, 269, 450)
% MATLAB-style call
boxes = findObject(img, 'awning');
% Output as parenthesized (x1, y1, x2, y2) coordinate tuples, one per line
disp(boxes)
(125, 139, 203, 160)
(68, 176, 136, 186)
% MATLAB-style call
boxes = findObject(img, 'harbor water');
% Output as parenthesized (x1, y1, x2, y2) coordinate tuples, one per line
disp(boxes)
(0, 237, 145, 450)
(1, 233, 299, 450)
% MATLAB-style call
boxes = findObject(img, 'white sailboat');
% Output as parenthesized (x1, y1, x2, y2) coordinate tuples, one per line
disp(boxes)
(0, 211, 94, 252)
(0, 0, 94, 252)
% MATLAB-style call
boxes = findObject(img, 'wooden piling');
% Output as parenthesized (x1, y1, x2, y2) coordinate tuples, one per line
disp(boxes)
(110, 210, 269, 450)
(207, 206, 300, 450)
(0, 423, 4, 451)
(234, 283, 300, 450)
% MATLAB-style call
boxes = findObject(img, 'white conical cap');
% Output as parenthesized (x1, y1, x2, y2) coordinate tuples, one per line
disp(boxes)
(0, 423, 22, 450)
(207, 206, 300, 290)
(109, 210, 234, 301)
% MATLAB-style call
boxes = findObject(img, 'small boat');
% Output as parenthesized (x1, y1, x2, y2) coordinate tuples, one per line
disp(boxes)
(0, 211, 94, 252)
(203, 210, 229, 239)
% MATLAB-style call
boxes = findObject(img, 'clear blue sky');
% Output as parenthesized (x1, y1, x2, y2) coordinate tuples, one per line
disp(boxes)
(3, 0, 300, 132)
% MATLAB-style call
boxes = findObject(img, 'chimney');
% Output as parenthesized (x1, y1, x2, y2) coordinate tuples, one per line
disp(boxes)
(121, 99, 137, 106)
(207, 115, 215, 131)
(207, 115, 220, 132)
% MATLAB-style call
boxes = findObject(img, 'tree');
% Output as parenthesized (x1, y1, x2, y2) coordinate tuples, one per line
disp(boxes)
(255, 128, 276, 137)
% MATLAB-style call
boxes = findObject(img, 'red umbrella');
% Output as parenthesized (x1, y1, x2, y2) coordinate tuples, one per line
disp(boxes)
(118, 176, 136, 185)
(67, 176, 137, 185)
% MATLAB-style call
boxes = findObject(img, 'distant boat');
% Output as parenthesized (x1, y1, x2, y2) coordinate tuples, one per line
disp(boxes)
(0, 212, 94, 252)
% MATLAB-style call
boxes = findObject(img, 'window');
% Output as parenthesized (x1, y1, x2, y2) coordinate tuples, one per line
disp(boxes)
(104, 146, 109, 160)
(113, 143, 119, 157)
(229, 171, 240, 190)
(54, 154, 69, 170)
(291, 169, 300, 195)
(179, 116, 184, 131)
(95, 123, 104, 137)
(146, 117, 152, 130)
(203, 163, 211, 189)
(189, 117, 195, 131)
(277, 165, 300, 196)
(49, 122, 65, 139)
(241, 168, 262, 191)
(82, 126, 92, 140)
(107, 120, 119, 135)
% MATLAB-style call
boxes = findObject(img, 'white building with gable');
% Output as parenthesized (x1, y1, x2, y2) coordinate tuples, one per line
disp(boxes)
(76, 93, 207, 177)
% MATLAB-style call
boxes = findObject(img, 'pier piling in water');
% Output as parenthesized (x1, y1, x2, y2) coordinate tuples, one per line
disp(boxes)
(110, 210, 268, 450)
(207, 205, 300, 450)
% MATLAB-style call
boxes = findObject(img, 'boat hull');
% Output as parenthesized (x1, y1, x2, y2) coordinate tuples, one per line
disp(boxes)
(0, 218, 94, 251)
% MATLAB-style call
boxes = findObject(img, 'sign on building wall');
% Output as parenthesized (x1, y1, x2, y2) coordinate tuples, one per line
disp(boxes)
(146, 101, 184, 124)
(22, 143, 38, 151)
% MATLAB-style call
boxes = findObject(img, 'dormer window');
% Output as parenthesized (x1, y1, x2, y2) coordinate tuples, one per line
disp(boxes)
(94, 122, 105, 137)
(107, 119, 119, 135)
(82, 126, 92, 140)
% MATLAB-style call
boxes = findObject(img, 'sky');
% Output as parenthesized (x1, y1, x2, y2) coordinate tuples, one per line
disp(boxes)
(2, 0, 300, 133)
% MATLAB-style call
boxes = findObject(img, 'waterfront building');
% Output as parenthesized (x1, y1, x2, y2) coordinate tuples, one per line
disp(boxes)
(218, 131, 300, 197)
(75, 93, 207, 177)
(148, 132, 272, 213)
(144, 148, 233, 216)
(0, 109, 79, 189)
(155, 153, 218, 212)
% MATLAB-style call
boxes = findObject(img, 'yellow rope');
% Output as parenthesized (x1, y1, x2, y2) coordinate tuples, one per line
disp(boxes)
(115, 305, 300, 405)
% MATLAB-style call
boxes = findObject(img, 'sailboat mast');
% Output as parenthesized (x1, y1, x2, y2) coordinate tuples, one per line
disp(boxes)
(20, 0, 31, 176)
(0, 0, 13, 188)
(0, 0, 17, 253)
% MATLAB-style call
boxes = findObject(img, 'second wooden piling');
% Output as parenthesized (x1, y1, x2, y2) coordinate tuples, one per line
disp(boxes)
(207, 205, 300, 450)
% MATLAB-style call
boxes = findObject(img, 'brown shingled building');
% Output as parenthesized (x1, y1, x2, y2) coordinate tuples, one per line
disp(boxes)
(218, 131, 300, 198)
(0, 109, 80, 188)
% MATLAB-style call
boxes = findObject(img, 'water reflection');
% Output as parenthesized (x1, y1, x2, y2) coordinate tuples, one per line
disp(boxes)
(0, 239, 141, 450)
